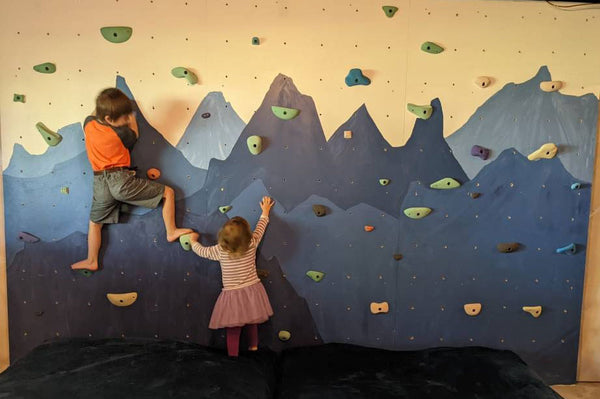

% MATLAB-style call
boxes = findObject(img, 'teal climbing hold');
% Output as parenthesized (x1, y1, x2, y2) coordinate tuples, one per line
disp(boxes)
(36, 122, 62, 146)
(252, 37, 260, 45)
(430, 177, 461, 189)
(171, 67, 198, 85)
(312, 204, 327, 217)
(403, 207, 432, 219)
(407, 103, 433, 120)
(100, 27, 133, 43)
(247, 135, 263, 155)
(421, 41, 444, 54)
(571, 183, 581, 190)
(271, 106, 300, 120)
(345, 68, 371, 86)
(306, 270, 325, 282)
(78, 270, 94, 277)
(556, 243, 576, 255)
(13, 94, 25, 103)
(379, 178, 390, 186)
(179, 234, 192, 251)
(219, 205, 232, 214)
(33, 62, 56, 74)
(382, 6, 398, 18)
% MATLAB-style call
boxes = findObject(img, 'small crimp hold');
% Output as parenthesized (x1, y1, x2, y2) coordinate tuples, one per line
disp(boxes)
(421, 41, 444, 54)
(430, 177, 461, 189)
(570, 182, 581, 190)
(13, 94, 25, 103)
(201, 112, 211, 119)
(379, 178, 390, 186)
(278, 330, 291, 341)
(219, 206, 232, 214)
(60, 187, 69, 195)
(100, 27, 133, 43)
(33, 62, 56, 74)
(393, 254, 403, 261)
(464, 303, 482, 316)
(403, 207, 432, 219)
(247, 135, 263, 155)
(556, 243, 576, 255)
(470, 192, 481, 199)
(171, 67, 198, 85)
(382, 6, 398, 18)
(364, 225, 374, 232)
(497, 242, 520, 253)
(147, 168, 161, 180)
(370, 302, 389, 314)
(527, 143, 557, 161)
(179, 234, 192, 251)
(271, 105, 300, 120)
(474, 76, 491, 88)
(306, 270, 325, 282)
(36, 122, 62, 146)
(252, 37, 260, 45)
(312, 204, 327, 217)
(345, 68, 371, 86)
(471, 145, 490, 160)
(522, 306, 542, 318)
(344, 130, 352, 139)
(18, 232, 40, 243)
(540, 81, 562, 92)
(407, 103, 432, 120)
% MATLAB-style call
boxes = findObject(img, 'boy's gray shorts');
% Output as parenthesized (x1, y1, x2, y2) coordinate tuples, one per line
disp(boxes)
(90, 169, 165, 224)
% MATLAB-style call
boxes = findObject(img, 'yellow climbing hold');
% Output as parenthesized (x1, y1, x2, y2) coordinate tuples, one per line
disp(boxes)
(272, 106, 300, 120)
(379, 178, 390, 186)
(522, 306, 542, 318)
(403, 207, 432, 219)
(306, 270, 325, 282)
(278, 330, 291, 341)
(106, 292, 138, 307)
(464, 303, 482, 316)
(527, 143, 557, 161)
(430, 177, 461, 189)
(370, 302, 389, 314)
(407, 103, 433, 120)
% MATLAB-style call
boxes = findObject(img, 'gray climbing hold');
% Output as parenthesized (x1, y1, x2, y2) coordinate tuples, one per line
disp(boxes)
(179, 234, 192, 251)
(556, 243, 576, 255)
(271, 106, 300, 120)
(306, 270, 325, 282)
(379, 178, 390, 186)
(100, 27, 133, 43)
(247, 135, 263, 155)
(403, 207, 432, 219)
(219, 205, 232, 214)
(571, 182, 581, 190)
(345, 68, 371, 86)
(18, 232, 39, 243)
(36, 122, 62, 146)
(382, 6, 398, 18)
(421, 41, 444, 54)
(33, 62, 56, 74)
(13, 94, 25, 103)
(407, 103, 432, 120)
(471, 145, 490, 160)
(312, 204, 327, 217)
(430, 177, 461, 189)
(252, 37, 260, 45)
(497, 242, 520, 253)
(171, 67, 198, 85)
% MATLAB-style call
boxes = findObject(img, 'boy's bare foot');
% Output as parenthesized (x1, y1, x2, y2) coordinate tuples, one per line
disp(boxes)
(71, 258, 98, 271)
(167, 228, 193, 242)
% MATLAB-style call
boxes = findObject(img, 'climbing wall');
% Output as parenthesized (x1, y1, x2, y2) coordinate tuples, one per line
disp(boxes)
(2, 0, 600, 384)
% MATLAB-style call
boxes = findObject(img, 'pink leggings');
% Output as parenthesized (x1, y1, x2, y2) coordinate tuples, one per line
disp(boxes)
(226, 324, 258, 357)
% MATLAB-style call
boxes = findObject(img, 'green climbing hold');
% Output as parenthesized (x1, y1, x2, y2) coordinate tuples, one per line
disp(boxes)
(271, 106, 300, 120)
(179, 234, 192, 251)
(421, 41, 444, 54)
(312, 204, 327, 217)
(382, 6, 398, 17)
(306, 270, 325, 282)
(33, 62, 56, 74)
(407, 103, 433, 120)
(430, 177, 461, 189)
(278, 330, 291, 341)
(100, 27, 133, 43)
(252, 37, 260, 45)
(13, 94, 25, 103)
(219, 205, 232, 214)
(247, 135, 263, 155)
(36, 122, 62, 146)
(78, 270, 94, 277)
(171, 67, 198, 85)
(403, 207, 432, 219)
(379, 178, 390, 186)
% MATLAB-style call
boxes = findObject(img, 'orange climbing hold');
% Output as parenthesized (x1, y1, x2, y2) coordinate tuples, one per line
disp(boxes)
(147, 168, 161, 180)
(364, 225, 374, 232)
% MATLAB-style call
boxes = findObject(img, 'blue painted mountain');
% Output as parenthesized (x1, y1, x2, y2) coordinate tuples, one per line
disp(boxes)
(4, 123, 86, 178)
(446, 66, 599, 183)
(176, 92, 246, 170)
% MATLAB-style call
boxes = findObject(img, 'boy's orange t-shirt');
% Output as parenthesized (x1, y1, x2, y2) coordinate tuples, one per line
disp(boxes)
(83, 116, 136, 172)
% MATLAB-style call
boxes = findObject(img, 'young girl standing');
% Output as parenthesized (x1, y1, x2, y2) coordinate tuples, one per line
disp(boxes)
(189, 196, 275, 357)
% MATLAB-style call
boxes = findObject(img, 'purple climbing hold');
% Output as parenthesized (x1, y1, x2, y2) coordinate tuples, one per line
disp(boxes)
(18, 232, 40, 243)
(471, 145, 490, 160)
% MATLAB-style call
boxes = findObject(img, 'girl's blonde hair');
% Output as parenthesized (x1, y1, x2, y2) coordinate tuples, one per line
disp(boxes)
(218, 217, 252, 258)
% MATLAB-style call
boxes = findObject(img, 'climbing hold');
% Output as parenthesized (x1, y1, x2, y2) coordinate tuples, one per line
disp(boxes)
(306, 270, 325, 282)
(522, 306, 542, 318)
(364, 225, 375, 232)
(421, 41, 444, 54)
(219, 205, 232, 214)
(344, 130, 352, 139)
(379, 178, 390, 186)
(271, 105, 300, 120)
(403, 207, 432, 219)
(571, 182, 581, 190)
(464, 303, 482, 316)
(556, 243, 576, 255)
(470, 192, 481, 199)
(496, 242, 520, 253)
(257, 269, 269, 279)
(171, 67, 198, 85)
(13, 94, 25, 103)
(407, 103, 433, 120)
(106, 292, 138, 307)
(382, 6, 398, 18)
(430, 177, 461, 189)
(527, 143, 557, 161)
(36, 122, 62, 146)
(370, 302, 389, 314)
(345, 68, 371, 86)
(540, 81, 562, 92)
(78, 270, 93, 278)
(35, 311, 45, 317)
(18, 232, 39, 243)
(252, 37, 260, 45)
(60, 187, 69, 195)
(247, 135, 263, 155)
(100, 27, 133, 43)
(474, 76, 491, 88)
(312, 204, 327, 217)
(33, 62, 56, 74)
(146, 168, 161, 180)
(179, 234, 192, 251)
(201, 112, 211, 119)
(393, 254, 403, 261)
(471, 145, 490, 160)
(278, 330, 291, 341)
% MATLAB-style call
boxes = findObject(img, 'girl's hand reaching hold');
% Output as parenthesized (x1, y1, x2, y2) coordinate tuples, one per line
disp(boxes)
(260, 196, 275, 217)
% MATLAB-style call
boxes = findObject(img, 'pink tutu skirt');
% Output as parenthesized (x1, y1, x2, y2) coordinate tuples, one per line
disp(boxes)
(209, 282, 273, 329)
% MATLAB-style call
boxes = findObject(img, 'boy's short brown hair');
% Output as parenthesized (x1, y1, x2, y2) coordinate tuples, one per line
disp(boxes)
(218, 217, 252, 258)
(96, 88, 133, 122)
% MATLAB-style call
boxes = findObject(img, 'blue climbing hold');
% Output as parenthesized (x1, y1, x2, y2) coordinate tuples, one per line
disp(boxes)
(345, 69, 371, 87)
(571, 182, 581, 190)
(556, 243, 576, 255)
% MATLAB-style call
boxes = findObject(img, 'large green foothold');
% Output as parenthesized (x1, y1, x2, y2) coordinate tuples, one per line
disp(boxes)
(382, 6, 399, 18)
(278, 330, 291, 341)
(403, 207, 432, 219)
(33, 62, 56, 74)
(421, 41, 444, 54)
(407, 103, 433, 120)
(219, 205, 232, 214)
(179, 234, 192, 251)
(247, 135, 263, 155)
(312, 204, 327, 217)
(36, 122, 62, 146)
(271, 106, 300, 120)
(430, 177, 461, 189)
(100, 27, 133, 43)
(13, 94, 25, 103)
(379, 178, 390, 186)
(306, 270, 325, 282)
(171, 67, 198, 85)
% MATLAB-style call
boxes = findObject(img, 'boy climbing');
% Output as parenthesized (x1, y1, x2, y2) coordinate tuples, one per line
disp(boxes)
(71, 88, 191, 271)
